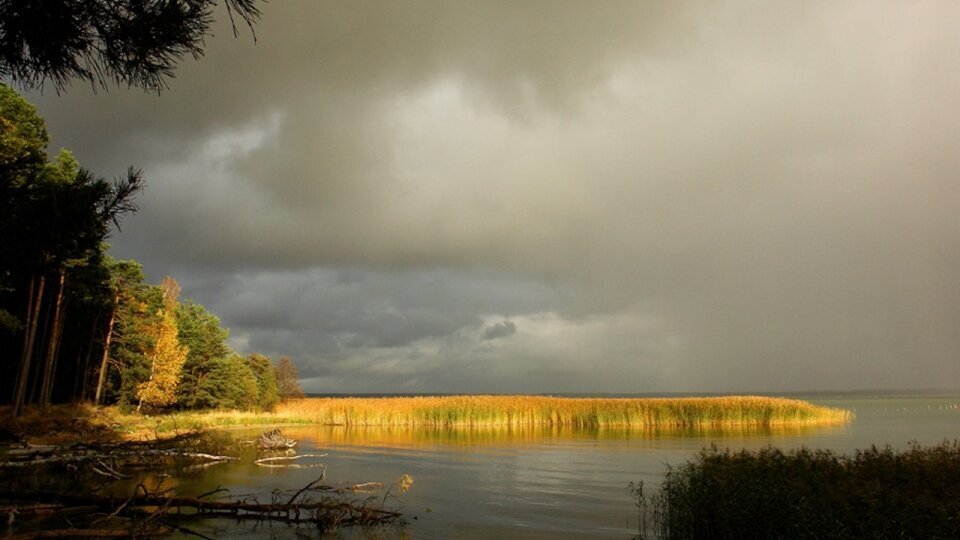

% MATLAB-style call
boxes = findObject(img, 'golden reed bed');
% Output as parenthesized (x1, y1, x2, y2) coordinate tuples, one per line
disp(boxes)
(274, 395, 851, 428)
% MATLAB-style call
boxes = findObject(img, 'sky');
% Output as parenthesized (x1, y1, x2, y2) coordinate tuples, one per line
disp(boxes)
(25, 1, 960, 393)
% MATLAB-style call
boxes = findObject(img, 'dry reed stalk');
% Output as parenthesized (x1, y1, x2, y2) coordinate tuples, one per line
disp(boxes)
(273, 395, 851, 428)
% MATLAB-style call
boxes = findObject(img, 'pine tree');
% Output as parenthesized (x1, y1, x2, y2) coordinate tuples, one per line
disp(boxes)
(0, 0, 262, 93)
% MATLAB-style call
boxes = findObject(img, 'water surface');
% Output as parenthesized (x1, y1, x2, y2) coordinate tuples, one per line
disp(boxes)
(169, 394, 960, 538)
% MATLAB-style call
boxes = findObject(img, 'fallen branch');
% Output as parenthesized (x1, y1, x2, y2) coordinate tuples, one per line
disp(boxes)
(0, 449, 237, 468)
(254, 453, 327, 468)
(0, 489, 402, 526)
(0, 432, 408, 536)
(91, 460, 128, 479)
(287, 474, 327, 505)
(196, 486, 229, 500)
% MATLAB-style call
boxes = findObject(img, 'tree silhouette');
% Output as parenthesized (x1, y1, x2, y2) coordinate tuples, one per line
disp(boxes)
(1, 85, 144, 415)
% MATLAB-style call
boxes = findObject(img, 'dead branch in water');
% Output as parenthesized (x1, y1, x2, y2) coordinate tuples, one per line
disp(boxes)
(0, 484, 403, 527)
(257, 429, 297, 450)
(0, 430, 238, 475)
(0, 429, 408, 536)
(0, 449, 237, 468)
(254, 453, 327, 468)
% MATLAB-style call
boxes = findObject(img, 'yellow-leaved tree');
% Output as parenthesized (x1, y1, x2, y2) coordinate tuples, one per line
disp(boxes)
(137, 277, 189, 412)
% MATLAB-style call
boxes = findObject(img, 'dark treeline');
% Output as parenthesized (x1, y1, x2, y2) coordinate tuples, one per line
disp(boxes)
(1, 84, 302, 416)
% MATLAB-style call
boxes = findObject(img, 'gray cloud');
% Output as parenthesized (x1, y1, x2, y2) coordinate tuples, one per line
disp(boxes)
(483, 321, 517, 341)
(18, 1, 960, 392)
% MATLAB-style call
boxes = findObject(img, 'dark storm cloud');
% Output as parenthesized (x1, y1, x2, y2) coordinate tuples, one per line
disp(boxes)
(201, 267, 556, 357)
(19, 1, 960, 392)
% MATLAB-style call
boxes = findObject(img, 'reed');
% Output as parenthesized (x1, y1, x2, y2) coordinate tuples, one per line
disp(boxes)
(273, 395, 850, 428)
(656, 441, 960, 539)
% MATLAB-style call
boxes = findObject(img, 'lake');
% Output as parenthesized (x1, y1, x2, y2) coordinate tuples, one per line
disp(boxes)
(169, 394, 960, 538)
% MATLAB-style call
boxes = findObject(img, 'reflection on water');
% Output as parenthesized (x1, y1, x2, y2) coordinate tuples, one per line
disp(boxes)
(283, 421, 849, 452)
(126, 395, 960, 538)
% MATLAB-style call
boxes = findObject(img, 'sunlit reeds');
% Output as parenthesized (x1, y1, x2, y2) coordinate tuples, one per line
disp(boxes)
(31, 396, 846, 435)
(273, 395, 851, 428)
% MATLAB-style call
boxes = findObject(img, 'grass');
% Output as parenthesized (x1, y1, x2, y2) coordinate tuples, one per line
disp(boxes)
(272, 395, 851, 428)
(654, 441, 960, 539)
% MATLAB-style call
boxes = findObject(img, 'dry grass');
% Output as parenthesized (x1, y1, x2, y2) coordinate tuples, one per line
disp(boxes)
(0, 403, 125, 444)
(274, 395, 851, 428)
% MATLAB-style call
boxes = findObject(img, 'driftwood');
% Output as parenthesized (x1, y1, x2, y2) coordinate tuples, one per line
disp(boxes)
(0, 483, 403, 526)
(0, 448, 238, 470)
(0, 449, 237, 465)
(254, 453, 327, 468)
(0, 430, 408, 536)
(2, 431, 211, 458)
(257, 429, 297, 450)
(0, 431, 238, 475)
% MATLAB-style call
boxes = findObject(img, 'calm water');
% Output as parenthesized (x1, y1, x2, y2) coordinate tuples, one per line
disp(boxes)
(169, 394, 960, 539)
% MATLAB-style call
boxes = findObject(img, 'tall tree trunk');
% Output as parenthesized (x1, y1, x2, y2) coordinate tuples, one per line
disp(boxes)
(13, 276, 35, 412)
(77, 310, 101, 401)
(48, 301, 68, 402)
(13, 274, 45, 417)
(29, 293, 53, 405)
(43, 309, 65, 404)
(18, 276, 36, 364)
(39, 268, 66, 406)
(94, 290, 119, 405)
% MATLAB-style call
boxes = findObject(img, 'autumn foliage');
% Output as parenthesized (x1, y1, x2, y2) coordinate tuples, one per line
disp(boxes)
(136, 278, 188, 411)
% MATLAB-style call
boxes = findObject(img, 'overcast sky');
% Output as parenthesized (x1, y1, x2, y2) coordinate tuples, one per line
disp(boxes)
(25, 1, 960, 393)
